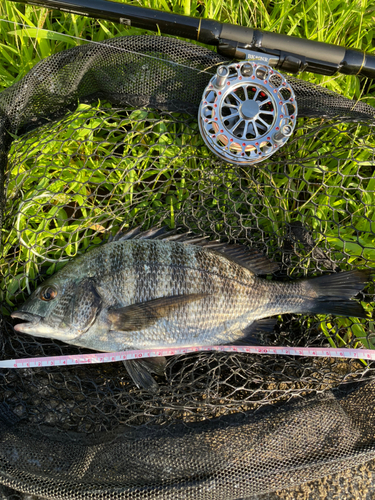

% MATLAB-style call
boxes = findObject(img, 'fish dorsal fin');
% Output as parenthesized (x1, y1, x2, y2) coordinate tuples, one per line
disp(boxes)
(110, 226, 178, 242)
(160, 231, 279, 275)
(158, 232, 278, 274)
(110, 226, 278, 275)
(108, 294, 208, 332)
(213, 245, 279, 275)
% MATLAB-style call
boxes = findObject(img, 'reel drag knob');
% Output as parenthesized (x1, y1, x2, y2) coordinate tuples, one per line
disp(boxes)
(198, 61, 298, 165)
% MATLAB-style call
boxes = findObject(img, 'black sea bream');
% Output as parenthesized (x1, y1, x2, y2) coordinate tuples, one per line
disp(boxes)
(12, 228, 372, 390)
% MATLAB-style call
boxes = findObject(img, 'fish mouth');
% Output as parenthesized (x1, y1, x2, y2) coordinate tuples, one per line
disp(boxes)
(11, 311, 42, 332)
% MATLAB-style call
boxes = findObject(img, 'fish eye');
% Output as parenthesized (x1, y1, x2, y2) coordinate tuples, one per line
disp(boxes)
(39, 286, 58, 301)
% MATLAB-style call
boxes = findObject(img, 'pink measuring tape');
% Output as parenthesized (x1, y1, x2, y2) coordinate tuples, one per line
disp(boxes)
(0, 345, 374, 368)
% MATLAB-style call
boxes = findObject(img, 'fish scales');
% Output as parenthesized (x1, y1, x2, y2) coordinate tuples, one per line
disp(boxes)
(66, 242, 252, 342)
(55, 241, 286, 349)
(11, 234, 372, 390)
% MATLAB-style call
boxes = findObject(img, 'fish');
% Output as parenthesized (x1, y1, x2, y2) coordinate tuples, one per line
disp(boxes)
(11, 227, 372, 391)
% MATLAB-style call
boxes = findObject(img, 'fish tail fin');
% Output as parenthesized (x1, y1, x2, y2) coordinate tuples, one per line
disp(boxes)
(303, 269, 373, 319)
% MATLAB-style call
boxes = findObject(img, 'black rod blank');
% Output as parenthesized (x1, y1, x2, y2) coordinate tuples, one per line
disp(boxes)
(10, 0, 375, 78)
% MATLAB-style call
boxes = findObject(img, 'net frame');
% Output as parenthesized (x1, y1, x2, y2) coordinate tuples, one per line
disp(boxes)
(0, 32, 375, 499)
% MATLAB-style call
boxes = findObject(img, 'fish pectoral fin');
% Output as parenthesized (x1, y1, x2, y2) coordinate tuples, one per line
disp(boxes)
(108, 294, 208, 332)
(229, 318, 277, 346)
(123, 357, 167, 392)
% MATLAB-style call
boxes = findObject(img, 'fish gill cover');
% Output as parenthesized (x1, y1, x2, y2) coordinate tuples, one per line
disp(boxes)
(0, 30, 375, 500)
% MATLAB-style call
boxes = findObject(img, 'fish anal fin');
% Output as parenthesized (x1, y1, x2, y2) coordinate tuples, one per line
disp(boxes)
(229, 318, 277, 346)
(108, 294, 208, 332)
(123, 357, 166, 392)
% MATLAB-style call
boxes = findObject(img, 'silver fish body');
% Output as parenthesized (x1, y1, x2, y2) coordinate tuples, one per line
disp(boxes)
(12, 231, 372, 390)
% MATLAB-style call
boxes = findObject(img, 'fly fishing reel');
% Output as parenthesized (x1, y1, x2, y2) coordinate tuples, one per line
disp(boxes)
(198, 60, 297, 165)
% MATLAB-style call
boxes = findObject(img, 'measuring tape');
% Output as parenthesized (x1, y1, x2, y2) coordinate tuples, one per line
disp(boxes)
(0, 345, 374, 368)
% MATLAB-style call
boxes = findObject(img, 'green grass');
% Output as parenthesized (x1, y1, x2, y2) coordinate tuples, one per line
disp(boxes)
(1, 0, 375, 353)
(1, 0, 375, 99)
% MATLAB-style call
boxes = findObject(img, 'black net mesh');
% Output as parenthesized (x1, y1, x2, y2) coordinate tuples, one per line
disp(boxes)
(1, 34, 375, 499)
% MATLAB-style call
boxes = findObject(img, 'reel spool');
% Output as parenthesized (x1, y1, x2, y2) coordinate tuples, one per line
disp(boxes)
(198, 61, 297, 165)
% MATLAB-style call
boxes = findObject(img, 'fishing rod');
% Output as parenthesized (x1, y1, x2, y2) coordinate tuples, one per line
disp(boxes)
(12, 0, 375, 78)
(8, 0, 375, 165)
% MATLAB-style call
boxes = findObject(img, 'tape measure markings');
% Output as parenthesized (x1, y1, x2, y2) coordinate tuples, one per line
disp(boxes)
(0, 345, 374, 368)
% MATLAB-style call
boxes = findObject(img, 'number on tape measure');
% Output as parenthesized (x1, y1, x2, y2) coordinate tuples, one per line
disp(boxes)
(2, 345, 375, 368)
